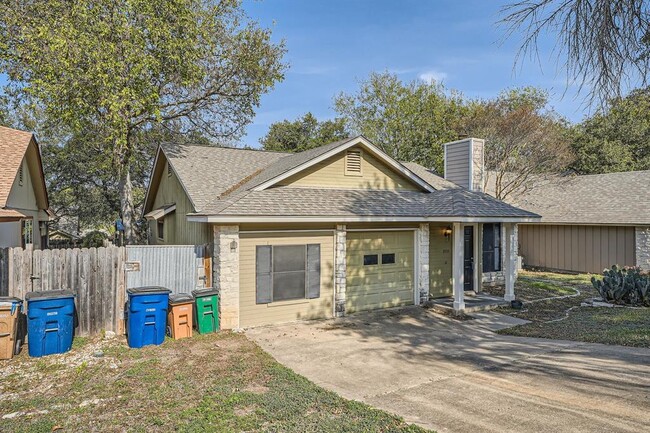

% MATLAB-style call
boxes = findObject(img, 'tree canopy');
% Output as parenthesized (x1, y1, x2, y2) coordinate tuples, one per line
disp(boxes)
(570, 87, 650, 174)
(333, 72, 467, 173)
(0, 0, 286, 242)
(260, 112, 349, 152)
(465, 87, 573, 199)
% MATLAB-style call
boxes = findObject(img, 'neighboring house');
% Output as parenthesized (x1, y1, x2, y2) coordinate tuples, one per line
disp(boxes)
(144, 136, 539, 329)
(486, 171, 650, 274)
(0, 126, 50, 249)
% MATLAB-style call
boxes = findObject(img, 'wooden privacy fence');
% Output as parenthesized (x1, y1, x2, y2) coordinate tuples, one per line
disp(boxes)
(0, 246, 126, 336)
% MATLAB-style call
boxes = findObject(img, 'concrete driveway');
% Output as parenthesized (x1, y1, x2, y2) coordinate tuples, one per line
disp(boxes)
(246, 307, 650, 433)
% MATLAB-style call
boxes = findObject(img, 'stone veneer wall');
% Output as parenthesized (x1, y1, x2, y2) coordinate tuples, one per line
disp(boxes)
(418, 223, 430, 304)
(334, 224, 347, 317)
(213, 225, 240, 329)
(636, 227, 650, 271)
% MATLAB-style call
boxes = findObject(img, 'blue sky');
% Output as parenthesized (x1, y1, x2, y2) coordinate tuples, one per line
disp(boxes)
(241, 0, 587, 148)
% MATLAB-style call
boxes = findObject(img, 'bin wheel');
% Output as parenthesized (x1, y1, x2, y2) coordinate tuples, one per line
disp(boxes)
(166, 326, 171, 337)
(15, 339, 22, 356)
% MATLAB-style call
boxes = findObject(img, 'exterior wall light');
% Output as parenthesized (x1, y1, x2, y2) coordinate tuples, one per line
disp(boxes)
(230, 240, 238, 253)
(443, 226, 452, 239)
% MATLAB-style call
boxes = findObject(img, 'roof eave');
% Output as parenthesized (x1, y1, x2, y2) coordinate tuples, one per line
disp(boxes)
(186, 214, 542, 224)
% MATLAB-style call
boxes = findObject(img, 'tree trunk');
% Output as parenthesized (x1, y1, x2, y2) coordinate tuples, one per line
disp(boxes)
(118, 156, 136, 245)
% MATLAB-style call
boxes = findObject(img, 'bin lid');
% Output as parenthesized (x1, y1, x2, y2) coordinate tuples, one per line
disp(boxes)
(192, 288, 219, 298)
(126, 286, 171, 295)
(169, 293, 194, 304)
(25, 290, 75, 301)
(0, 296, 23, 306)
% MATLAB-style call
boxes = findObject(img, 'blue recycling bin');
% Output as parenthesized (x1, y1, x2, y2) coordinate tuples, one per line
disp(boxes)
(126, 287, 171, 348)
(25, 290, 76, 358)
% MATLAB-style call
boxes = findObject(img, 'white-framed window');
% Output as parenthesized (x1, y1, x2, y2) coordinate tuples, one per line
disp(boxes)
(157, 219, 164, 240)
(482, 223, 502, 272)
(21, 218, 33, 247)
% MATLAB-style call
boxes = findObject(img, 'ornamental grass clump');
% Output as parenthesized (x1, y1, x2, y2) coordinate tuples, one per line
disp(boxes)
(591, 265, 650, 307)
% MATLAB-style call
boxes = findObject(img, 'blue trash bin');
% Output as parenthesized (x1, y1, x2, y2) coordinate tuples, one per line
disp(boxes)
(126, 287, 171, 348)
(25, 290, 76, 358)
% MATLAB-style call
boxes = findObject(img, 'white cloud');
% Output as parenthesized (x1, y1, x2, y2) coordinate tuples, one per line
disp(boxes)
(419, 70, 448, 84)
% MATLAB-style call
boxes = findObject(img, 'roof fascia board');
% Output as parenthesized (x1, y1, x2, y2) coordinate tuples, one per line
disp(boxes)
(187, 215, 541, 224)
(252, 136, 435, 193)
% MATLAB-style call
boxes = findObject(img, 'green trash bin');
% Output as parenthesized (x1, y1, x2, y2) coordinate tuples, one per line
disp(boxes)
(192, 288, 219, 334)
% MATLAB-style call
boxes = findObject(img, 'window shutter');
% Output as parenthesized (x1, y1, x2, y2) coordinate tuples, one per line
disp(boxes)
(256, 246, 273, 304)
(306, 244, 321, 299)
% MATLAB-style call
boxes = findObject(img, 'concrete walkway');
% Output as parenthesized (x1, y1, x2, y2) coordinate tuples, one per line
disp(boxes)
(246, 307, 650, 433)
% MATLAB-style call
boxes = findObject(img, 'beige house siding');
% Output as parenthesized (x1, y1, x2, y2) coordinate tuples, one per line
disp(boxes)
(519, 224, 636, 273)
(149, 159, 212, 245)
(277, 145, 420, 191)
(429, 223, 452, 297)
(4, 154, 46, 248)
(239, 231, 335, 327)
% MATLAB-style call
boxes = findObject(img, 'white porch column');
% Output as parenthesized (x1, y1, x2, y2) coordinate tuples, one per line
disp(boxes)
(417, 223, 430, 304)
(504, 223, 517, 302)
(335, 224, 347, 317)
(213, 225, 240, 329)
(452, 222, 465, 311)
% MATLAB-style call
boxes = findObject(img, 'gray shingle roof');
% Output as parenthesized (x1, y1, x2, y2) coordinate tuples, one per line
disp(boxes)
(491, 170, 650, 225)
(401, 162, 459, 190)
(161, 143, 288, 210)
(159, 140, 538, 220)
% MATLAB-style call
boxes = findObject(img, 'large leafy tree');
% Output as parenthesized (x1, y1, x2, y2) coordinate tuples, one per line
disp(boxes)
(0, 0, 286, 242)
(260, 112, 349, 152)
(333, 72, 466, 172)
(465, 87, 573, 200)
(570, 87, 650, 174)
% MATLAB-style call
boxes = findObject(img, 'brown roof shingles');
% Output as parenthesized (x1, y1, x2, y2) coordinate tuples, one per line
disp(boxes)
(0, 126, 34, 207)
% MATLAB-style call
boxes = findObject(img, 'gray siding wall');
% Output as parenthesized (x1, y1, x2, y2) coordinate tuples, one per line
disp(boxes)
(444, 140, 471, 189)
(519, 224, 636, 273)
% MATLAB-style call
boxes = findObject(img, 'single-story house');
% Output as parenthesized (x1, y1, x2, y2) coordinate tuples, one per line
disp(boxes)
(0, 126, 50, 249)
(143, 136, 539, 329)
(485, 170, 650, 274)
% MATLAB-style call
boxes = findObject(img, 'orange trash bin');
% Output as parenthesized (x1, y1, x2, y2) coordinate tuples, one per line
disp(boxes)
(167, 294, 193, 340)
(0, 297, 24, 360)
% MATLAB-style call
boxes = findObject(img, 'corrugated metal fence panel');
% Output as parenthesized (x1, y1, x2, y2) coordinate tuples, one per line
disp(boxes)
(126, 245, 208, 295)
(519, 225, 635, 274)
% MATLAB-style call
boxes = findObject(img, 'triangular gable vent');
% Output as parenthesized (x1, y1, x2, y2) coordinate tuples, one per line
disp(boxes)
(345, 149, 362, 175)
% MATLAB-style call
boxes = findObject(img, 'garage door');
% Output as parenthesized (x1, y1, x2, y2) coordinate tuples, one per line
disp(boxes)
(346, 231, 415, 313)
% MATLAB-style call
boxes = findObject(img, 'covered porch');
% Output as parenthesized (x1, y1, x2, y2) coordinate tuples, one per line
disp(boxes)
(427, 221, 518, 313)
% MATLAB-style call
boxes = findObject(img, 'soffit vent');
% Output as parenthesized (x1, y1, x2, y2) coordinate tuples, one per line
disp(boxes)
(345, 150, 362, 176)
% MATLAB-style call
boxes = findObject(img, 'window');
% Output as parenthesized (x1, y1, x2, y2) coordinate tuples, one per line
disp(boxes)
(18, 164, 24, 186)
(482, 223, 501, 272)
(157, 219, 164, 240)
(381, 253, 396, 265)
(345, 149, 362, 176)
(256, 244, 321, 304)
(363, 254, 379, 265)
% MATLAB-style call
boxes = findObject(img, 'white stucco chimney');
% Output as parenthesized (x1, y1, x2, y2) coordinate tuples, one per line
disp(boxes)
(443, 137, 484, 192)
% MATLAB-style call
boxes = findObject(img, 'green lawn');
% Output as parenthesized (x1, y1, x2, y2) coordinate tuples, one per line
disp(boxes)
(496, 271, 650, 347)
(0, 333, 428, 433)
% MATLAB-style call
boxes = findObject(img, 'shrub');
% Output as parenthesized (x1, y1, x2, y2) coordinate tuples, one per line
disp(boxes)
(81, 230, 109, 248)
(591, 265, 650, 307)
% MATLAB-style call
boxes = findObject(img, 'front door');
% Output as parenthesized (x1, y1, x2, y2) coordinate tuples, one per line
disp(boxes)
(463, 226, 474, 291)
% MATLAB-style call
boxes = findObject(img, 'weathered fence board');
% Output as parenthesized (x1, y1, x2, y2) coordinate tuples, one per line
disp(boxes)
(0, 244, 202, 336)
(0, 246, 126, 336)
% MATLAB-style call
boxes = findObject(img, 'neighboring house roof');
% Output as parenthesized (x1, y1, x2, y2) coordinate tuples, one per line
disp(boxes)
(145, 136, 539, 222)
(490, 170, 650, 226)
(0, 125, 49, 213)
